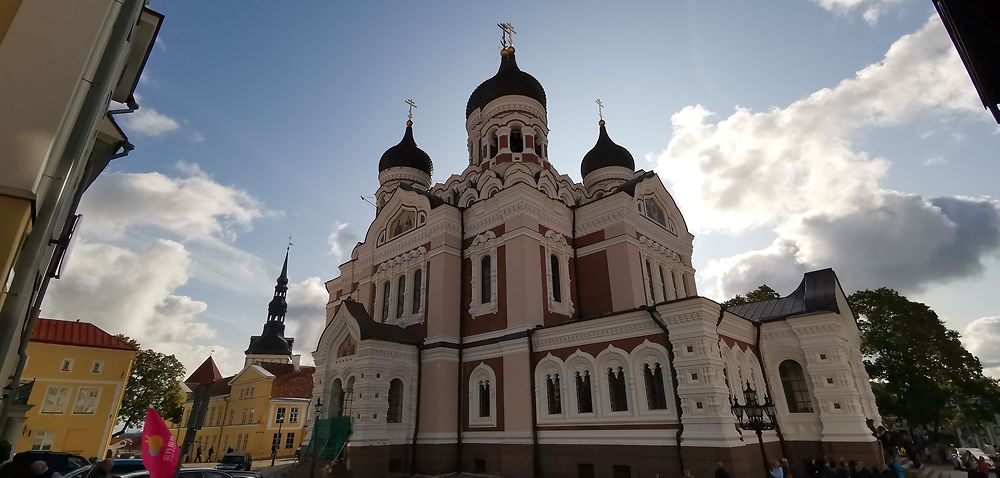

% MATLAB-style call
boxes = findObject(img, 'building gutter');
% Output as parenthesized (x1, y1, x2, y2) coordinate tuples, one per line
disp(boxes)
(527, 326, 541, 477)
(0, 0, 146, 435)
(644, 306, 685, 476)
(409, 345, 423, 475)
(455, 205, 466, 473)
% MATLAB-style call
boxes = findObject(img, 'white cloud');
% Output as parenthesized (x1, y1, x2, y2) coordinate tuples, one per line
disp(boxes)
(284, 277, 330, 364)
(327, 222, 358, 263)
(123, 106, 180, 136)
(655, 17, 999, 300)
(43, 240, 231, 375)
(812, 0, 910, 24)
(80, 162, 266, 243)
(963, 317, 1000, 378)
(922, 155, 947, 166)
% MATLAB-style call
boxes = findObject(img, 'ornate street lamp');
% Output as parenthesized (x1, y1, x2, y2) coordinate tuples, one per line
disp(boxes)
(731, 381, 778, 475)
(309, 398, 323, 478)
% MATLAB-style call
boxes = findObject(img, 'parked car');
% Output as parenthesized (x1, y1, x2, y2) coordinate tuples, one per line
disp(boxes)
(63, 458, 147, 477)
(950, 447, 995, 470)
(123, 469, 236, 478)
(227, 472, 263, 478)
(216, 452, 253, 471)
(11, 451, 90, 474)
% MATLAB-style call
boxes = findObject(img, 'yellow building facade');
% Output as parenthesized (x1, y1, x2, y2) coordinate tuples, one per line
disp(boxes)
(17, 319, 137, 459)
(172, 359, 313, 462)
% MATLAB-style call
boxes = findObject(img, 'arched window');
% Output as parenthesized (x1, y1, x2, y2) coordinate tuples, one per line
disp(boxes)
(381, 281, 391, 322)
(510, 126, 524, 153)
(387, 379, 403, 423)
(681, 273, 689, 297)
(478, 380, 491, 418)
(550, 254, 561, 303)
(779, 360, 813, 413)
(643, 363, 668, 410)
(658, 265, 668, 300)
(396, 275, 406, 319)
(481, 255, 492, 304)
(546, 373, 561, 414)
(575, 371, 593, 413)
(412, 269, 422, 314)
(608, 366, 628, 412)
(534, 132, 544, 157)
(330, 379, 344, 417)
(488, 129, 499, 159)
(343, 377, 355, 417)
(645, 260, 655, 302)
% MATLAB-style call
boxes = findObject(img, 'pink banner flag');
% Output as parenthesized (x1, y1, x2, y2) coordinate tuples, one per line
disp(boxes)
(142, 407, 180, 478)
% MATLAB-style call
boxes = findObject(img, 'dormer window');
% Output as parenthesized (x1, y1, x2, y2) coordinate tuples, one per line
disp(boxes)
(644, 197, 668, 228)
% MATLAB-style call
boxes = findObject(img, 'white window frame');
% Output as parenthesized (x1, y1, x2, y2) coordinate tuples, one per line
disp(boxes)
(41, 386, 71, 414)
(72, 386, 101, 415)
(630, 343, 675, 418)
(30, 430, 56, 451)
(468, 232, 500, 317)
(275, 406, 286, 424)
(543, 230, 574, 316)
(372, 248, 428, 327)
(597, 348, 634, 418)
(469, 363, 497, 428)
(535, 357, 566, 421)
(59, 358, 74, 373)
(289, 407, 299, 424)
(90, 361, 104, 374)
(565, 352, 599, 420)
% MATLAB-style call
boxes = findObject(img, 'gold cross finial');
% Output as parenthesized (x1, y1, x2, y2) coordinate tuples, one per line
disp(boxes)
(498, 23, 516, 49)
(405, 98, 417, 124)
(596, 98, 605, 124)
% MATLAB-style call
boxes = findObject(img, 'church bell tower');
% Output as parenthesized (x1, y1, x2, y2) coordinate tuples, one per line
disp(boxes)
(245, 245, 299, 367)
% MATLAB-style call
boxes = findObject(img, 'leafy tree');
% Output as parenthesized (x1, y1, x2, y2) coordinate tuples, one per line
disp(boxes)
(721, 284, 780, 309)
(113, 335, 186, 436)
(849, 288, 1000, 433)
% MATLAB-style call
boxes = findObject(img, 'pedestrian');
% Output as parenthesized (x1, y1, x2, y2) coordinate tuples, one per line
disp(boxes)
(85, 459, 113, 478)
(851, 460, 871, 478)
(714, 461, 729, 478)
(888, 453, 906, 478)
(227, 447, 234, 454)
(770, 460, 784, 478)
(780, 457, 795, 478)
(195, 446, 202, 463)
(976, 456, 989, 478)
(208, 446, 215, 461)
(835, 458, 849, 478)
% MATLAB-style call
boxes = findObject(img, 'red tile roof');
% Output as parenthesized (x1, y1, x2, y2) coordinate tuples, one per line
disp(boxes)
(186, 356, 223, 385)
(262, 363, 315, 399)
(31, 318, 136, 351)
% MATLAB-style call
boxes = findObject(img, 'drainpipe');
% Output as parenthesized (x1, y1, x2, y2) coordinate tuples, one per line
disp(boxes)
(0, 0, 144, 436)
(571, 206, 581, 319)
(455, 205, 466, 473)
(409, 345, 423, 475)
(644, 306, 685, 476)
(527, 326, 541, 477)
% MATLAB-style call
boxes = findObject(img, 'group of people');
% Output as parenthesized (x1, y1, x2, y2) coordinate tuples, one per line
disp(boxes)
(713, 453, 909, 478)
(960, 453, 994, 478)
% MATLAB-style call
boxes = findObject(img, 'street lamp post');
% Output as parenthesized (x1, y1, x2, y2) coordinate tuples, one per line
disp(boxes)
(271, 414, 284, 467)
(309, 398, 323, 478)
(731, 381, 778, 476)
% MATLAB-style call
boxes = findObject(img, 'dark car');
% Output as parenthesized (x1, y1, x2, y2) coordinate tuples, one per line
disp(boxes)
(215, 452, 252, 471)
(63, 459, 147, 477)
(227, 472, 263, 478)
(123, 469, 235, 478)
(11, 451, 90, 474)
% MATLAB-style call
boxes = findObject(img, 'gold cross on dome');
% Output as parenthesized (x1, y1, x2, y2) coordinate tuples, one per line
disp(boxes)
(405, 98, 417, 121)
(596, 98, 605, 121)
(498, 23, 516, 48)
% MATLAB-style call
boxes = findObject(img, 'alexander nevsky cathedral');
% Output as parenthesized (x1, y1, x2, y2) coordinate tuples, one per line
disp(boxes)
(309, 29, 883, 478)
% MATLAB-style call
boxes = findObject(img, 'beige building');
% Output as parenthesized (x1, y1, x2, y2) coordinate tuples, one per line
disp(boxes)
(0, 0, 162, 447)
(310, 36, 883, 478)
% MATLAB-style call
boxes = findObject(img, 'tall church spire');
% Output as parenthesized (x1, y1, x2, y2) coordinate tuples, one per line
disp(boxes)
(246, 244, 294, 358)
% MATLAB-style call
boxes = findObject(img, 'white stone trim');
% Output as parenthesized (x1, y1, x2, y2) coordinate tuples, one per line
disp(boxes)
(467, 231, 499, 317)
(469, 363, 497, 428)
(543, 230, 575, 316)
(538, 429, 679, 446)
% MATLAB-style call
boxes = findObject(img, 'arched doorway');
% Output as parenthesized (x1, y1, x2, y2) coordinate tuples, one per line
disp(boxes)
(330, 378, 344, 417)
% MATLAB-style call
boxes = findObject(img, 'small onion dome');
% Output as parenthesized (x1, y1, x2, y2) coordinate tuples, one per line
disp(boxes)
(466, 49, 546, 118)
(581, 120, 635, 179)
(378, 121, 433, 175)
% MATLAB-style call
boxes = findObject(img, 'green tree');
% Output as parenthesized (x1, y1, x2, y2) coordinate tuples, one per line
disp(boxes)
(721, 284, 780, 309)
(113, 336, 186, 436)
(849, 288, 1000, 433)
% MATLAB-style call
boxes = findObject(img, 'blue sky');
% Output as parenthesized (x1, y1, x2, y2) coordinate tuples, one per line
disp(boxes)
(43, 1, 1000, 377)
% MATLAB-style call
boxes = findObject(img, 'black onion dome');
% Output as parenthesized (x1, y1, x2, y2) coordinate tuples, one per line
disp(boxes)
(378, 123, 433, 175)
(466, 51, 546, 118)
(581, 122, 636, 179)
